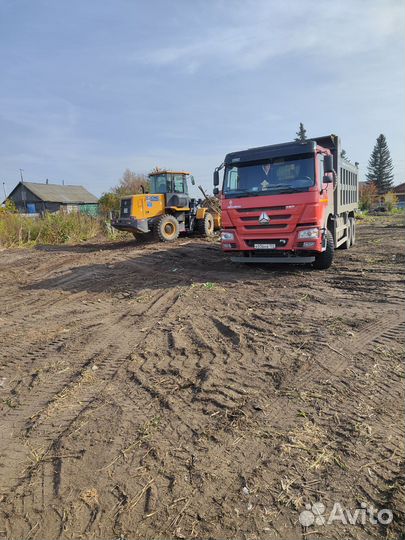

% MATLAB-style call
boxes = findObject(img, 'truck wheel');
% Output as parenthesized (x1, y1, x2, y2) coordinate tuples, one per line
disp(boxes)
(153, 214, 180, 242)
(350, 217, 356, 245)
(313, 230, 334, 270)
(197, 212, 215, 237)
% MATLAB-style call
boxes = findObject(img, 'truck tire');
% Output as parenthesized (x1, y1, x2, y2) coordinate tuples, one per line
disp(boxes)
(313, 230, 334, 270)
(350, 217, 356, 245)
(153, 214, 180, 242)
(197, 212, 215, 237)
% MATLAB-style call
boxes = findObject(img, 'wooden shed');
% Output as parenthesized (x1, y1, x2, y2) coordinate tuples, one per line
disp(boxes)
(6, 181, 99, 216)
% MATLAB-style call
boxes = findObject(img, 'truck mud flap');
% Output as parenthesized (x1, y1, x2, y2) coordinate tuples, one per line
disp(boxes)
(231, 256, 315, 264)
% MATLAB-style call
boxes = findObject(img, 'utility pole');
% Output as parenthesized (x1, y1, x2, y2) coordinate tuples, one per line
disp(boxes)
(2, 181, 7, 199)
(19, 169, 24, 182)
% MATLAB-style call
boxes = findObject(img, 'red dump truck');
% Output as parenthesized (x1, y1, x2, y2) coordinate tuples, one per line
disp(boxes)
(213, 135, 358, 269)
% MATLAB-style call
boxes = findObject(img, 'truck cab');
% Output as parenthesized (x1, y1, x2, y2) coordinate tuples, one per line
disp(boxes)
(214, 135, 358, 269)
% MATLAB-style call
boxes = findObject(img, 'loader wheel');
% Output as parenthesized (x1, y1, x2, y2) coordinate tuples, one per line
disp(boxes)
(153, 215, 180, 242)
(197, 212, 215, 237)
(313, 230, 334, 270)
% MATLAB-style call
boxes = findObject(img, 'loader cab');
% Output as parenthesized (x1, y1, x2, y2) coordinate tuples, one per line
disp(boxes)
(148, 171, 194, 209)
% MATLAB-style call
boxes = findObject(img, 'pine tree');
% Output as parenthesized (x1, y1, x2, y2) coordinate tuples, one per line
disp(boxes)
(366, 134, 394, 193)
(295, 123, 307, 142)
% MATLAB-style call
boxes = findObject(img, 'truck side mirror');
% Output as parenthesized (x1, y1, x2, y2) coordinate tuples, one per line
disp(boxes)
(323, 174, 333, 184)
(189, 175, 195, 186)
(213, 187, 219, 195)
(213, 170, 219, 186)
(324, 154, 334, 173)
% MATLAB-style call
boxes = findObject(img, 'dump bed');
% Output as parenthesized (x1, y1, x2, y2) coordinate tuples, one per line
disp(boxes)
(310, 135, 358, 215)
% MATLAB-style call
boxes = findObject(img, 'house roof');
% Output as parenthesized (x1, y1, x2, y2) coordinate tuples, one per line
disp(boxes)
(10, 181, 98, 204)
(393, 182, 405, 193)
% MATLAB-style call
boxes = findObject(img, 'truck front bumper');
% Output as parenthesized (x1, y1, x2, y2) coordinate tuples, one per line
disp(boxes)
(112, 217, 150, 234)
(221, 227, 325, 262)
(230, 255, 316, 263)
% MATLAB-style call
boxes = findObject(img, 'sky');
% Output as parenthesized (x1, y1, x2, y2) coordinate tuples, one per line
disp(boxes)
(1, 0, 404, 198)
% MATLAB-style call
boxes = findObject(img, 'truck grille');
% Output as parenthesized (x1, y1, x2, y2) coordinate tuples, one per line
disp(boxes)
(237, 206, 286, 213)
(244, 223, 287, 229)
(240, 214, 291, 221)
(230, 205, 298, 233)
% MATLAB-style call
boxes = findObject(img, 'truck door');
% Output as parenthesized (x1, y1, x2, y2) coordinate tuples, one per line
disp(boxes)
(166, 174, 190, 208)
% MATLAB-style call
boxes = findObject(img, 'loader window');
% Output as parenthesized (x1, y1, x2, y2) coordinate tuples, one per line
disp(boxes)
(149, 174, 169, 194)
(173, 174, 187, 194)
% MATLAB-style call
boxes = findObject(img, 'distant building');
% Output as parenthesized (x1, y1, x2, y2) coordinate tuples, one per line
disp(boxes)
(393, 182, 405, 209)
(5, 181, 99, 216)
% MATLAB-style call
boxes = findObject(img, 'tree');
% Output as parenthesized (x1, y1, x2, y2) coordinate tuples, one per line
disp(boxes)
(366, 134, 394, 194)
(98, 192, 120, 216)
(359, 181, 378, 211)
(295, 123, 307, 142)
(113, 169, 149, 197)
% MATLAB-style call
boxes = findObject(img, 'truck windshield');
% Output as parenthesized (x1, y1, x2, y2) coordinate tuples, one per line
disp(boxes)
(223, 155, 315, 197)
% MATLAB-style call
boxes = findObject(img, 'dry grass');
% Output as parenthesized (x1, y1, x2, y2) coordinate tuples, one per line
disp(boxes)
(281, 420, 346, 471)
(0, 212, 105, 247)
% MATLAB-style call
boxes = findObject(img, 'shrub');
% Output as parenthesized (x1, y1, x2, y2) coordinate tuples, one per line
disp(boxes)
(359, 182, 378, 211)
(99, 192, 121, 216)
(384, 192, 399, 212)
(0, 199, 17, 215)
(0, 212, 104, 248)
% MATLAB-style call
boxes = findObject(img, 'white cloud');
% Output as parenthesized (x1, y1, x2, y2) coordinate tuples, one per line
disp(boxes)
(133, 0, 404, 72)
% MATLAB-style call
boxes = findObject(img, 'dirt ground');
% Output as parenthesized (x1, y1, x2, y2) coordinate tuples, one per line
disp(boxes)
(0, 215, 404, 540)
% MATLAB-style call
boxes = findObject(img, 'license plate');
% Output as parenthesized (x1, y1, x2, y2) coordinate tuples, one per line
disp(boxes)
(254, 243, 276, 249)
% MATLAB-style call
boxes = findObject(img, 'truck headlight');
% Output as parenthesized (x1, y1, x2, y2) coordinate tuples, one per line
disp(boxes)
(221, 231, 235, 241)
(298, 227, 319, 239)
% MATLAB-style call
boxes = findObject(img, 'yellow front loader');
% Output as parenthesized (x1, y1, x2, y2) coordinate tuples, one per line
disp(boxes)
(112, 171, 221, 242)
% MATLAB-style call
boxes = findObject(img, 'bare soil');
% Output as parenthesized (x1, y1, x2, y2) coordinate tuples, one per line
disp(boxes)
(0, 216, 404, 540)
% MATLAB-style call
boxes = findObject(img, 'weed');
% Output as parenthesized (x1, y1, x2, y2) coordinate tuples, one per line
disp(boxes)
(0, 212, 107, 247)
(2, 398, 17, 409)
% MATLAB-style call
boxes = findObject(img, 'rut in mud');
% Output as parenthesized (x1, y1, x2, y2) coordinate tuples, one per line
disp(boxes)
(0, 216, 404, 540)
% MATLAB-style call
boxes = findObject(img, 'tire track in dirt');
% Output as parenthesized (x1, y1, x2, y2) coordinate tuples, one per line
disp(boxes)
(110, 296, 403, 460)
(306, 345, 404, 537)
(0, 288, 182, 496)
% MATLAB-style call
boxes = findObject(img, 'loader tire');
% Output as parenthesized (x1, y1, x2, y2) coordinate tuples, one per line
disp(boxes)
(153, 214, 180, 242)
(197, 212, 214, 237)
(313, 230, 334, 270)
